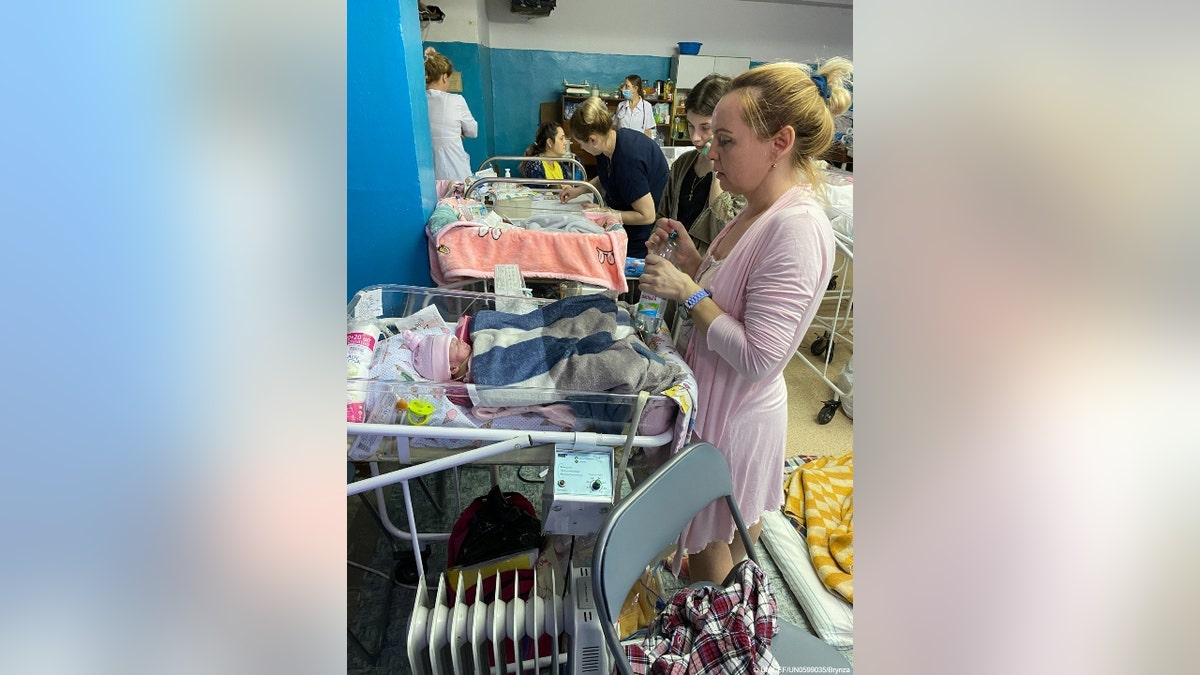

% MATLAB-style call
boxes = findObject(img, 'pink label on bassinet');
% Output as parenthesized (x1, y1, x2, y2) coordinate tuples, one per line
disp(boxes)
(347, 401, 365, 423)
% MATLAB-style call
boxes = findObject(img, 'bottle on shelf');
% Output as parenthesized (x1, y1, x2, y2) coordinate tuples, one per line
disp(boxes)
(635, 231, 680, 337)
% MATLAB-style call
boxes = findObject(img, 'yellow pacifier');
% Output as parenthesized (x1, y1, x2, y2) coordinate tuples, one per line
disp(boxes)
(405, 398, 435, 426)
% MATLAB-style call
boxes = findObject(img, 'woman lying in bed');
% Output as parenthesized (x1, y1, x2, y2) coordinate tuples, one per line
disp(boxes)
(403, 294, 680, 406)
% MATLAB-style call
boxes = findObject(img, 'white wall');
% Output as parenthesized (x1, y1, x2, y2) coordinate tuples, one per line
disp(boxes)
(422, 0, 487, 44)
(423, 0, 852, 62)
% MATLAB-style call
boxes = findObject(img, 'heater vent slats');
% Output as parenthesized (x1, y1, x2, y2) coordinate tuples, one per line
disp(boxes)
(407, 565, 606, 674)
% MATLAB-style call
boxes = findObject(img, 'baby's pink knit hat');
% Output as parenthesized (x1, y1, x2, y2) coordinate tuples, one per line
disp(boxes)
(405, 331, 453, 382)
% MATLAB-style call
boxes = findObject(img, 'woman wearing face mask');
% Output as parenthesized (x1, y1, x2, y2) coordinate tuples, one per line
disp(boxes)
(638, 58, 853, 585)
(613, 75, 657, 138)
(656, 73, 745, 256)
(520, 121, 584, 183)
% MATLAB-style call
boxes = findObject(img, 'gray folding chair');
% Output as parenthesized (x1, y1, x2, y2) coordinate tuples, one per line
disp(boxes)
(591, 441, 852, 674)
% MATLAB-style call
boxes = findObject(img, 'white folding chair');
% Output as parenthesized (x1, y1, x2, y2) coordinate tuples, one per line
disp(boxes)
(591, 441, 852, 673)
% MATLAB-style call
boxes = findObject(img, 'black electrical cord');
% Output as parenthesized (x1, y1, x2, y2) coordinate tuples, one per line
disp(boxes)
(562, 535, 575, 599)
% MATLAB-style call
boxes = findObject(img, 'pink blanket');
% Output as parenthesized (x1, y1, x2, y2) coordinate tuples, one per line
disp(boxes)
(428, 219, 629, 291)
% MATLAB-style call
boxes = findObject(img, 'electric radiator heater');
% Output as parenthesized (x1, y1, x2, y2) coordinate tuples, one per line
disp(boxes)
(407, 564, 609, 675)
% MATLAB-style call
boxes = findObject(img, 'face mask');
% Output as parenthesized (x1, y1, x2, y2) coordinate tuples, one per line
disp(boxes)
(621, 89, 633, 100)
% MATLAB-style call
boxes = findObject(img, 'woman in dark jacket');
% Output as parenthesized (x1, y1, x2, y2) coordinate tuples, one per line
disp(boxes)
(657, 74, 746, 255)
(558, 97, 669, 258)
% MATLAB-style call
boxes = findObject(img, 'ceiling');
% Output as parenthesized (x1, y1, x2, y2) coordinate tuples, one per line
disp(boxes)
(736, 0, 852, 8)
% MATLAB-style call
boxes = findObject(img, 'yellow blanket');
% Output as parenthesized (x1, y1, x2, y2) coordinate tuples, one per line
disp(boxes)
(782, 451, 853, 603)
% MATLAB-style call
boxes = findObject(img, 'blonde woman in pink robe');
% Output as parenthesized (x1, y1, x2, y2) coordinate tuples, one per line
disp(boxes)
(640, 57, 854, 584)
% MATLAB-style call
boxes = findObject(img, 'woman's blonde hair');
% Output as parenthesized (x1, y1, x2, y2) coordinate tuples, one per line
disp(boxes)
(424, 46, 453, 85)
(727, 57, 853, 197)
(567, 97, 614, 143)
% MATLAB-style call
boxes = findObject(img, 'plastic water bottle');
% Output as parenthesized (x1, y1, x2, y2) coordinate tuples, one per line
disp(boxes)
(635, 231, 679, 336)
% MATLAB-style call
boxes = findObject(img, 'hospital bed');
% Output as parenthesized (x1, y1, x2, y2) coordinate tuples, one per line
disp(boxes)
(346, 284, 697, 578)
(795, 169, 855, 424)
(462, 175, 605, 222)
(427, 165, 635, 297)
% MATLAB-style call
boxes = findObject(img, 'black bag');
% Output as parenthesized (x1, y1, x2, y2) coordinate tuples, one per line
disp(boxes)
(448, 485, 542, 568)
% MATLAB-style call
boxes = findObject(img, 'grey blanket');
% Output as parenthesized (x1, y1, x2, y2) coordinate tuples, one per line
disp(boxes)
(521, 213, 605, 233)
(468, 294, 680, 407)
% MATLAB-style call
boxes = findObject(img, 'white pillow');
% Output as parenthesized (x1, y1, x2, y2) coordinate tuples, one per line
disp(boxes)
(760, 509, 853, 648)
(824, 181, 854, 239)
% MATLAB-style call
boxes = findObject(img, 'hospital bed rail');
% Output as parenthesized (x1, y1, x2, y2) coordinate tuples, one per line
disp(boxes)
(793, 228, 854, 424)
(476, 155, 587, 183)
(463, 176, 605, 208)
(348, 400, 667, 579)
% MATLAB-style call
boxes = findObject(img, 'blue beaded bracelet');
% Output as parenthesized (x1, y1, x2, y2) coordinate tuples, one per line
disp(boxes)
(684, 289, 710, 310)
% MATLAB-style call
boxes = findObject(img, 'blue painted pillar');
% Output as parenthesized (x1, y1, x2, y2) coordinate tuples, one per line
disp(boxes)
(348, 0, 437, 301)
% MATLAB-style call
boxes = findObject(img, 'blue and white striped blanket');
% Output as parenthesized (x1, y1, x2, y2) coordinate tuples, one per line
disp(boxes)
(467, 294, 681, 408)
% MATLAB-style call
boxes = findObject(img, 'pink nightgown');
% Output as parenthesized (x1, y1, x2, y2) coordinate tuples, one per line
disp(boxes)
(679, 184, 835, 553)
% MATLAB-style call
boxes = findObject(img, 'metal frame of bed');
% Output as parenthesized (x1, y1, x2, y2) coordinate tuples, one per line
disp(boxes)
(346, 284, 692, 577)
(475, 155, 588, 185)
(463, 175, 606, 207)
(794, 226, 854, 424)
(430, 161, 631, 297)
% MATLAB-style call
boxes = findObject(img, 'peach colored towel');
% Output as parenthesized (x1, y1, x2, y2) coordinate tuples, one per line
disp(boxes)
(428, 220, 629, 291)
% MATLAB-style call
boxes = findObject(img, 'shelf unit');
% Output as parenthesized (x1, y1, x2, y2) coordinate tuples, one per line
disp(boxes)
(559, 93, 673, 175)
(666, 54, 753, 147)
(667, 88, 690, 146)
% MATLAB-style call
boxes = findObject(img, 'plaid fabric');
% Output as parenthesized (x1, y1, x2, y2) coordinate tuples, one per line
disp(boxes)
(622, 559, 781, 675)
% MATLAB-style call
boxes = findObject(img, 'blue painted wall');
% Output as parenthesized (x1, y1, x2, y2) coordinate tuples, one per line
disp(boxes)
(427, 43, 672, 162)
(348, 38, 673, 299)
(489, 49, 670, 158)
(423, 42, 494, 167)
(347, 0, 437, 301)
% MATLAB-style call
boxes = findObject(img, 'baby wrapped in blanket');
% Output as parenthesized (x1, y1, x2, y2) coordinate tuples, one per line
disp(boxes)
(407, 294, 680, 408)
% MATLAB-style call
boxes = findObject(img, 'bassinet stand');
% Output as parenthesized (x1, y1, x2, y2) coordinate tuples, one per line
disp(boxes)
(794, 229, 854, 424)
(347, 405, 666, 579)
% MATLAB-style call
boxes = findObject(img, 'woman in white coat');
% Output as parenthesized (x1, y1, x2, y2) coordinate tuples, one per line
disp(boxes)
(424, 47, 478, 181)
(613, 74, 657, 138)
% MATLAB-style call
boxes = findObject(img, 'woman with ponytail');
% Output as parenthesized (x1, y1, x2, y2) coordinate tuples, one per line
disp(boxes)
(520, 121, 583, 183)
(639, 58, 854, 585)
(424, 46, 478, 181)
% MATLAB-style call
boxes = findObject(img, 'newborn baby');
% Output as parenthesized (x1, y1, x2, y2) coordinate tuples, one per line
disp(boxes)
(402, 294, 680, 407)
(404, 329, 472, 382)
